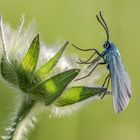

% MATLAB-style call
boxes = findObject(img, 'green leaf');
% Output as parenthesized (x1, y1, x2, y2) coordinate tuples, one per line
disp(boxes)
(16, 34, 40, 91)
(28, 69, 80, 105)
(0, 55, 18, 85)
(19, 34, 40, 75)
(34, 41, 69, 82)
(55, 86, 107, 106)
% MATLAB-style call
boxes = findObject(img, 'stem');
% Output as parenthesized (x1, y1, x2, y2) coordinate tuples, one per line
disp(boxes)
(11, 15, 24, 48)
(0, 16, 10, 63)
(3, 99, 35, 140)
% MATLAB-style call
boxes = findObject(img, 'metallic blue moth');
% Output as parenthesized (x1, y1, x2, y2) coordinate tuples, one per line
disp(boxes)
(72, 11, 131, 113)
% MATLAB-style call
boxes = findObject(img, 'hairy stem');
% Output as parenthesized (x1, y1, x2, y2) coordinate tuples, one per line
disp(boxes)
(3, 99, 35, 140)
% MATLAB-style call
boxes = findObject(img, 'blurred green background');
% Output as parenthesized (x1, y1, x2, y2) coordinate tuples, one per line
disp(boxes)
(0, 0, 139, 140)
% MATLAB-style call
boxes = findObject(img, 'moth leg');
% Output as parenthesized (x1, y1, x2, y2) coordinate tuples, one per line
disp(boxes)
(101, 75, 111, 99)
(75, 62, 106, 81)
(72, 44, 105, 65)
(77, 52, 96, 64)
(102, 74, 110, 88)
(72, 44, 102, 56)
(99, 74, 110, 96)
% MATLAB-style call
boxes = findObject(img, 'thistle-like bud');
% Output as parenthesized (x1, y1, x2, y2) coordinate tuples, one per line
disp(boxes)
(0, 17, 107, 140)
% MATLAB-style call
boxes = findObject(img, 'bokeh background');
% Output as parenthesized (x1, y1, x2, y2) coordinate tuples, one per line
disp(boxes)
(0, 0, 139, 140)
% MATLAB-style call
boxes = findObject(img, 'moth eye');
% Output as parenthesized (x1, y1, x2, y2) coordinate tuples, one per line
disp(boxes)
(104, 44, 107, 48)
(103, 43, 106, 47)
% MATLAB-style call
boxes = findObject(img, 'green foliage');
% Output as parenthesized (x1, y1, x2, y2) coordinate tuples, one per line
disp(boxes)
(29, 69, 80, 105)
(55, 86, 106, 106)
(0, 34, 80, 140)
(16, 34, 40, 91)
(0, 55, 18, 85)
(34, 41, 69, 82)
(19, 34, 40, 75)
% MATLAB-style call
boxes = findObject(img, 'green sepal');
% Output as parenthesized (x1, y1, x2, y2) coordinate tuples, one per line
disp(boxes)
(0, 55, 18, 85)
(16, 34, 40, 90)
(55, 86, 107, 106)
(28, 69, 80, 105)
(19, 34, 40, 75)
(34, 41, 69, 82)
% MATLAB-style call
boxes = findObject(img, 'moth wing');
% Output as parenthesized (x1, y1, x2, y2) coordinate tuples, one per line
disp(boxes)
(109, 54, 131, 113)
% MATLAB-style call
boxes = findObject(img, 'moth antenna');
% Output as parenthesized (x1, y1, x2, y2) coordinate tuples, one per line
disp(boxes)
(99, 11, 109, 41)
(96, 11, 109, 42)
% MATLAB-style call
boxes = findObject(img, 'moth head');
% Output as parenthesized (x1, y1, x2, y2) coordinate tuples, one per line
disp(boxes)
(103, 41, 110, 49)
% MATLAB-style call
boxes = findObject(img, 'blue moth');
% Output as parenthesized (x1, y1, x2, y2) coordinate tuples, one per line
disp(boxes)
(72, 11, 131, 113)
